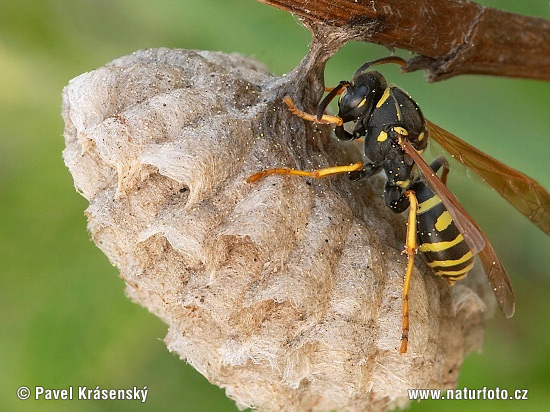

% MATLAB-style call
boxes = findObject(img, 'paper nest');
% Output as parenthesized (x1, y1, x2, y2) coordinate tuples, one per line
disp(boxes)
(62, 47, 489, 412)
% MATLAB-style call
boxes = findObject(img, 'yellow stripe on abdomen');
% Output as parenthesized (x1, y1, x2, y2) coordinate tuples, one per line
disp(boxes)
(426, 251, 474, 268)
(418, 233, 465, 253)
(435, 210, 453, 232)
(434, 261, 475, 277)
(417, 195, 441, 214)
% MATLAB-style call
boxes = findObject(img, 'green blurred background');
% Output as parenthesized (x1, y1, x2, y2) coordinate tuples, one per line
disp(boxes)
(1, 0, 549, 411)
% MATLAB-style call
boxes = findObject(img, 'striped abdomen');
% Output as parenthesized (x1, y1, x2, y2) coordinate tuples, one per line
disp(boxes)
(413, 182, 474, 284)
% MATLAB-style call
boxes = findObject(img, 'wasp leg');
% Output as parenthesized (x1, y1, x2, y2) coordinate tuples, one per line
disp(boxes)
(428, 156, 450, 185)
(400, 189, 418, 354)
(348, 162, 381, 182)
(385, 183, 408, 212)
(283, 97, 343, 126)
(247, 162, 363, 184)
(334, 124, 354, 141)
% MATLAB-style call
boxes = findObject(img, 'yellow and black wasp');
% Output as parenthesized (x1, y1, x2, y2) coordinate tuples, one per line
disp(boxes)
(247, 56, 550, 353)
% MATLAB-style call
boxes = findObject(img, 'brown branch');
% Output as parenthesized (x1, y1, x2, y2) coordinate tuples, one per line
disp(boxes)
(259, 0, 550, 82)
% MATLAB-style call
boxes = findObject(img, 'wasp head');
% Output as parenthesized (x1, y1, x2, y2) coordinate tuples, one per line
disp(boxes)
(338, 71, 387, 122)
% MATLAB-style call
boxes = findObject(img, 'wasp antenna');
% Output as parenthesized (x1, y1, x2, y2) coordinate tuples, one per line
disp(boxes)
(353, 56, 408, 78)
(316, 81, 350, 121)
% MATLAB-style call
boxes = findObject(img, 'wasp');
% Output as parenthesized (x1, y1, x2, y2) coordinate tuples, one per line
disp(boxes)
(247, 56, 550, 353)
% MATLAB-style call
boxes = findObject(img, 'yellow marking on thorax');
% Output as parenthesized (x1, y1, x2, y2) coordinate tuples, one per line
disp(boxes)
(416, 195, 441, 214)
(393, 126, 408, 136)
(419, 233, 464, 253)
(377, 130, 388, 142)
(418, 131, 425, 141)
(427, 251, 474, 268)
(376, 87, 391, 108)
(358, 98, 366, 108)
(435, 210, 453, 232)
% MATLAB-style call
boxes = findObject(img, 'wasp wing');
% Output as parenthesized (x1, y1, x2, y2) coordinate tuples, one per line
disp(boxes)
(478, 234, 516, 317)
(427, 120, 550, 236)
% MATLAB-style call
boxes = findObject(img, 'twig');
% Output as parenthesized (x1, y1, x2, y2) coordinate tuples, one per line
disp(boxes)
(259, 0, 550, 81)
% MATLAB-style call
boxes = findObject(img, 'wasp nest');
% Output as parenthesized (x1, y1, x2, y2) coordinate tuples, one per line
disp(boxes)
(62, 44, 489, 411)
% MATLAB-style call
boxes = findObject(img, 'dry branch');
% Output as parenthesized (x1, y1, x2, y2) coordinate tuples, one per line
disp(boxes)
(260, 0, 550, 81)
